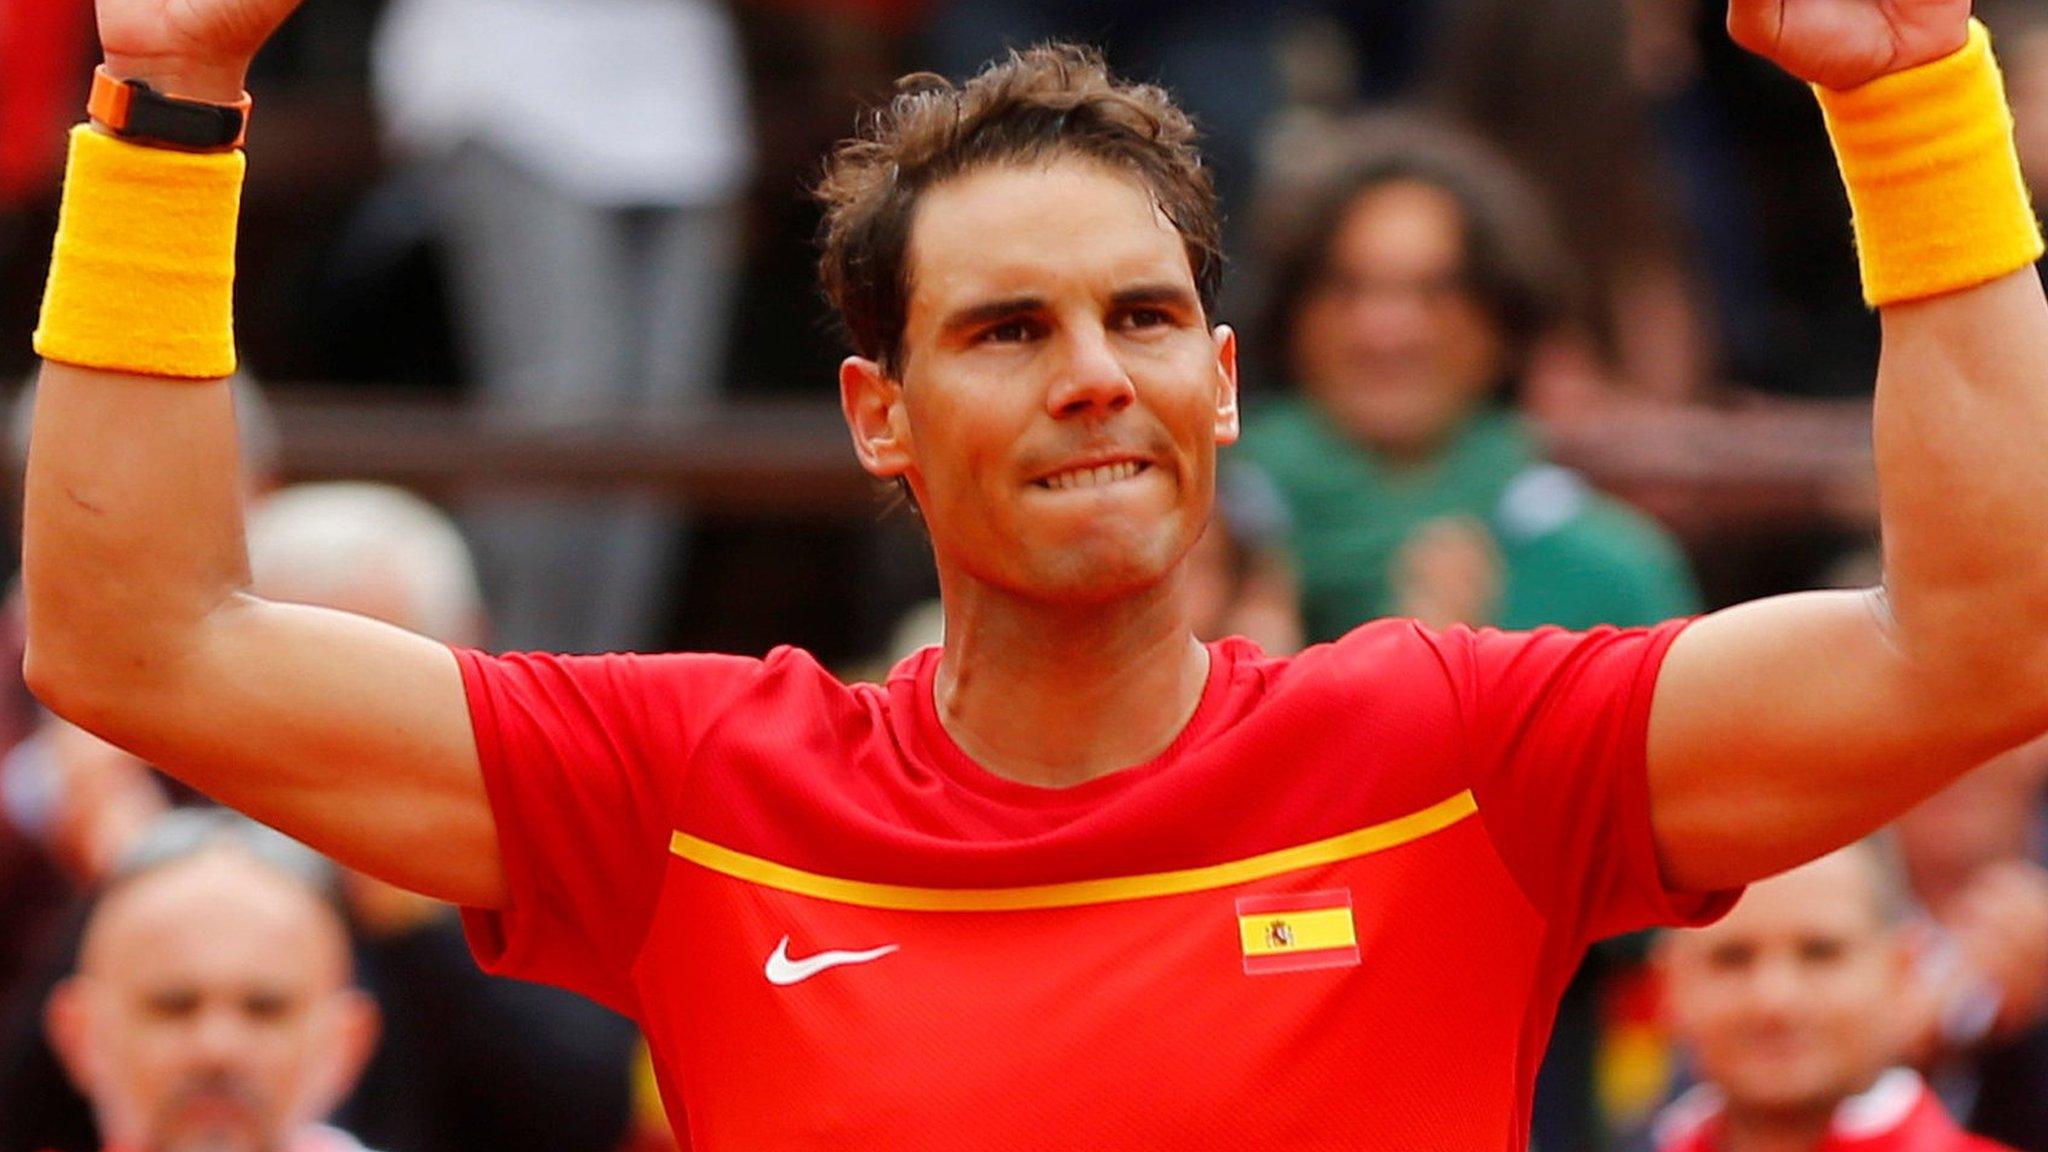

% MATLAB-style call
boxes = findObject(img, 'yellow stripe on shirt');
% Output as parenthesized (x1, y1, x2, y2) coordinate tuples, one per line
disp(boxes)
(669, 789, 1477, 912)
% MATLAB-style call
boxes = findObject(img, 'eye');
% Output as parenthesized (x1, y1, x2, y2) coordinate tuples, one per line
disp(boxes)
(144, 989, 202, 1020)
(242, 991, 293, 1022)
(981, 319, 1041, 345)
(1119, 307, 1173, 331)
(1704, 941, 1755, 972)
(1797, 936, 1847, 965)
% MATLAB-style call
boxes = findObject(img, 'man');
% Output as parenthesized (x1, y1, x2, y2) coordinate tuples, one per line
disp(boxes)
(1240, 113, 1699, 640)
(43, 810, 382, 1152)
(1654, 844, 2014, 1152)
(18, 0, 2048, 1147)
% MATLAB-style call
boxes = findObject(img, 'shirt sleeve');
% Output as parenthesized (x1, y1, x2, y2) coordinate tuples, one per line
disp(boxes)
(1433, 620, 1739, 945)
(451, 647, 766, 1015)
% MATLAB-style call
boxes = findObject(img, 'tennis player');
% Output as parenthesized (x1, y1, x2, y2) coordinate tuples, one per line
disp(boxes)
(21, 0, 2048, 1146)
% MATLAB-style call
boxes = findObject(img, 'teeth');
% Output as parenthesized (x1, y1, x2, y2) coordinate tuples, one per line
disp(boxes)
(1043, 461, 1143, 491)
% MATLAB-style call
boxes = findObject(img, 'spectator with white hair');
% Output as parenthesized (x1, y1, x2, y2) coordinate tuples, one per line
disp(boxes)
(246, 483, 487, 650)
(43, 809, 384, 1152)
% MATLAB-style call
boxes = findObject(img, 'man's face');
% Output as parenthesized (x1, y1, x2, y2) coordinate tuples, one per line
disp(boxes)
(1290, 180, 1506, 461)
(1661, 850, 1908, 1117)
(51, 851, 368, 1152)
(842, 158, 1238, 605)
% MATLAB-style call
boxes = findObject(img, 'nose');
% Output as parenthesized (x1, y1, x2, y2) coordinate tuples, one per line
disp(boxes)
(1346, 283, 1435, 354)
(188, 1005, 254, 1067)
(1045, 325, 1136, 419)
(1744, 952, 1806, 1013)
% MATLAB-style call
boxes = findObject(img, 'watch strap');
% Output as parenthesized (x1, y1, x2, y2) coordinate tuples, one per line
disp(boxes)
(88, 66, 251, 151)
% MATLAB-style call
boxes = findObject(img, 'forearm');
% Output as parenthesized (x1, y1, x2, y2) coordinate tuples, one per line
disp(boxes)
(1833, 24, 2048, 725)
(22, 49, 260, 711)
(1874, 272, 2048, 713)
(22, 361, 252, 710)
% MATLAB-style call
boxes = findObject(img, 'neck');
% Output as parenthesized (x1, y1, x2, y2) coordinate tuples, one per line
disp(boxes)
(933, 569, 1209, 789)
(1717, 1102, 1838, 1152)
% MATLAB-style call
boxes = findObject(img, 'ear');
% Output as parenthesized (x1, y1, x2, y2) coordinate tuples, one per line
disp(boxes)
(840, 356, 914, 480)
(296, 988, 381, 1125)
(1888, 919, 1930, 988)
(44, 977, 100, 1096)
(1211, 325, 1240, 445)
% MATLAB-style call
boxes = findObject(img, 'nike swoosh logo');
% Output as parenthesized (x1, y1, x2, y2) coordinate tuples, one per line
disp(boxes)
(763, 936, 900, 986)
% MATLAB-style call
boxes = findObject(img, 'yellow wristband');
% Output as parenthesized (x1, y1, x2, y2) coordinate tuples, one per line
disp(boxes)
(33, 125, 243, 379)
(1815, 20, 2045, 308)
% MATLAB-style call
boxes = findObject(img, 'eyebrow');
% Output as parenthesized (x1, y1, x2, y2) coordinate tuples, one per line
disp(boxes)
(1109, 282, 1200, 313)
(938, 295, 1046, 337)
(937, 282, 1201, 337)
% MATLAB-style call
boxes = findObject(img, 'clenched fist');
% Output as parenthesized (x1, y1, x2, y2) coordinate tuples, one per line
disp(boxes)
(97, 0, 303, 103)
(1727, 0, 1972, 89)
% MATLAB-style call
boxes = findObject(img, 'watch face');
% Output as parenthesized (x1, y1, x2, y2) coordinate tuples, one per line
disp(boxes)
(125, 85, 245, 148)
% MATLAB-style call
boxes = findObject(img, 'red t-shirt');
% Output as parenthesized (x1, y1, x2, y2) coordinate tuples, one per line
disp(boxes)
(454, 619, 1734, 1150)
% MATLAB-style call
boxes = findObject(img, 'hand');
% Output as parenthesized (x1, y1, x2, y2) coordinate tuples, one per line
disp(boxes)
(97, 0, 304, 103)
(1392, 517, 1502, 630)
(1727, 0, 1972, 90)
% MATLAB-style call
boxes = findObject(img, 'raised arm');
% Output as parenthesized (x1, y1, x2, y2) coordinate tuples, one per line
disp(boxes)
(23, 0, 502, 907)
(1647, 0, 2048, 891)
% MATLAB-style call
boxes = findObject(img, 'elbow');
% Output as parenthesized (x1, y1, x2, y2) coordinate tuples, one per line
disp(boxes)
(1882, 586, 2048, 743)
(1896, 629, 2048, 748)
(25, 633, 76, 714)
(24, 636, 111, 731)
(22, 625, 166, 737)
(21, 580, 123, 723)
(23, 639, 184, 761)
(22, 588, 228, 727)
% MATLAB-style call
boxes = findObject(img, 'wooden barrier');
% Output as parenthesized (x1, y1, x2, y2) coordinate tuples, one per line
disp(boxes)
(269, 390, 1879, 543)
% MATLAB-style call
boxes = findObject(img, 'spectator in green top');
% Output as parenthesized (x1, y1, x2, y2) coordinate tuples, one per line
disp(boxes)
(1238, 113, 1699, 644)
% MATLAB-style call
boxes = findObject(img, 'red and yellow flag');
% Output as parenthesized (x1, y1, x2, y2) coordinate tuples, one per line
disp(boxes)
(1235, 889, 1359, 975)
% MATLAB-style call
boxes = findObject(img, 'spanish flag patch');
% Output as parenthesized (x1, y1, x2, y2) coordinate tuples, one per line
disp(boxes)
(1236, 889, 1360, 975)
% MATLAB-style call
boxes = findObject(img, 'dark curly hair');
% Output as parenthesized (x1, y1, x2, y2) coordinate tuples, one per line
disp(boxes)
(1255, 112, 1583, 394)
(817, 43, 1223, 375)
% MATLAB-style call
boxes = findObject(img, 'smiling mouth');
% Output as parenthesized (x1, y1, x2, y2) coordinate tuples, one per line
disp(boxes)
(1034, 460, 1152, 491)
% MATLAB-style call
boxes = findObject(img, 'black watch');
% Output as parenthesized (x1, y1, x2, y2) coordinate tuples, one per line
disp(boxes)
(87, 66, 251, 151)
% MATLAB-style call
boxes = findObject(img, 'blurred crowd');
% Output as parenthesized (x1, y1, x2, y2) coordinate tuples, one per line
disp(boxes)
(4, 0, 2048, 1150)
